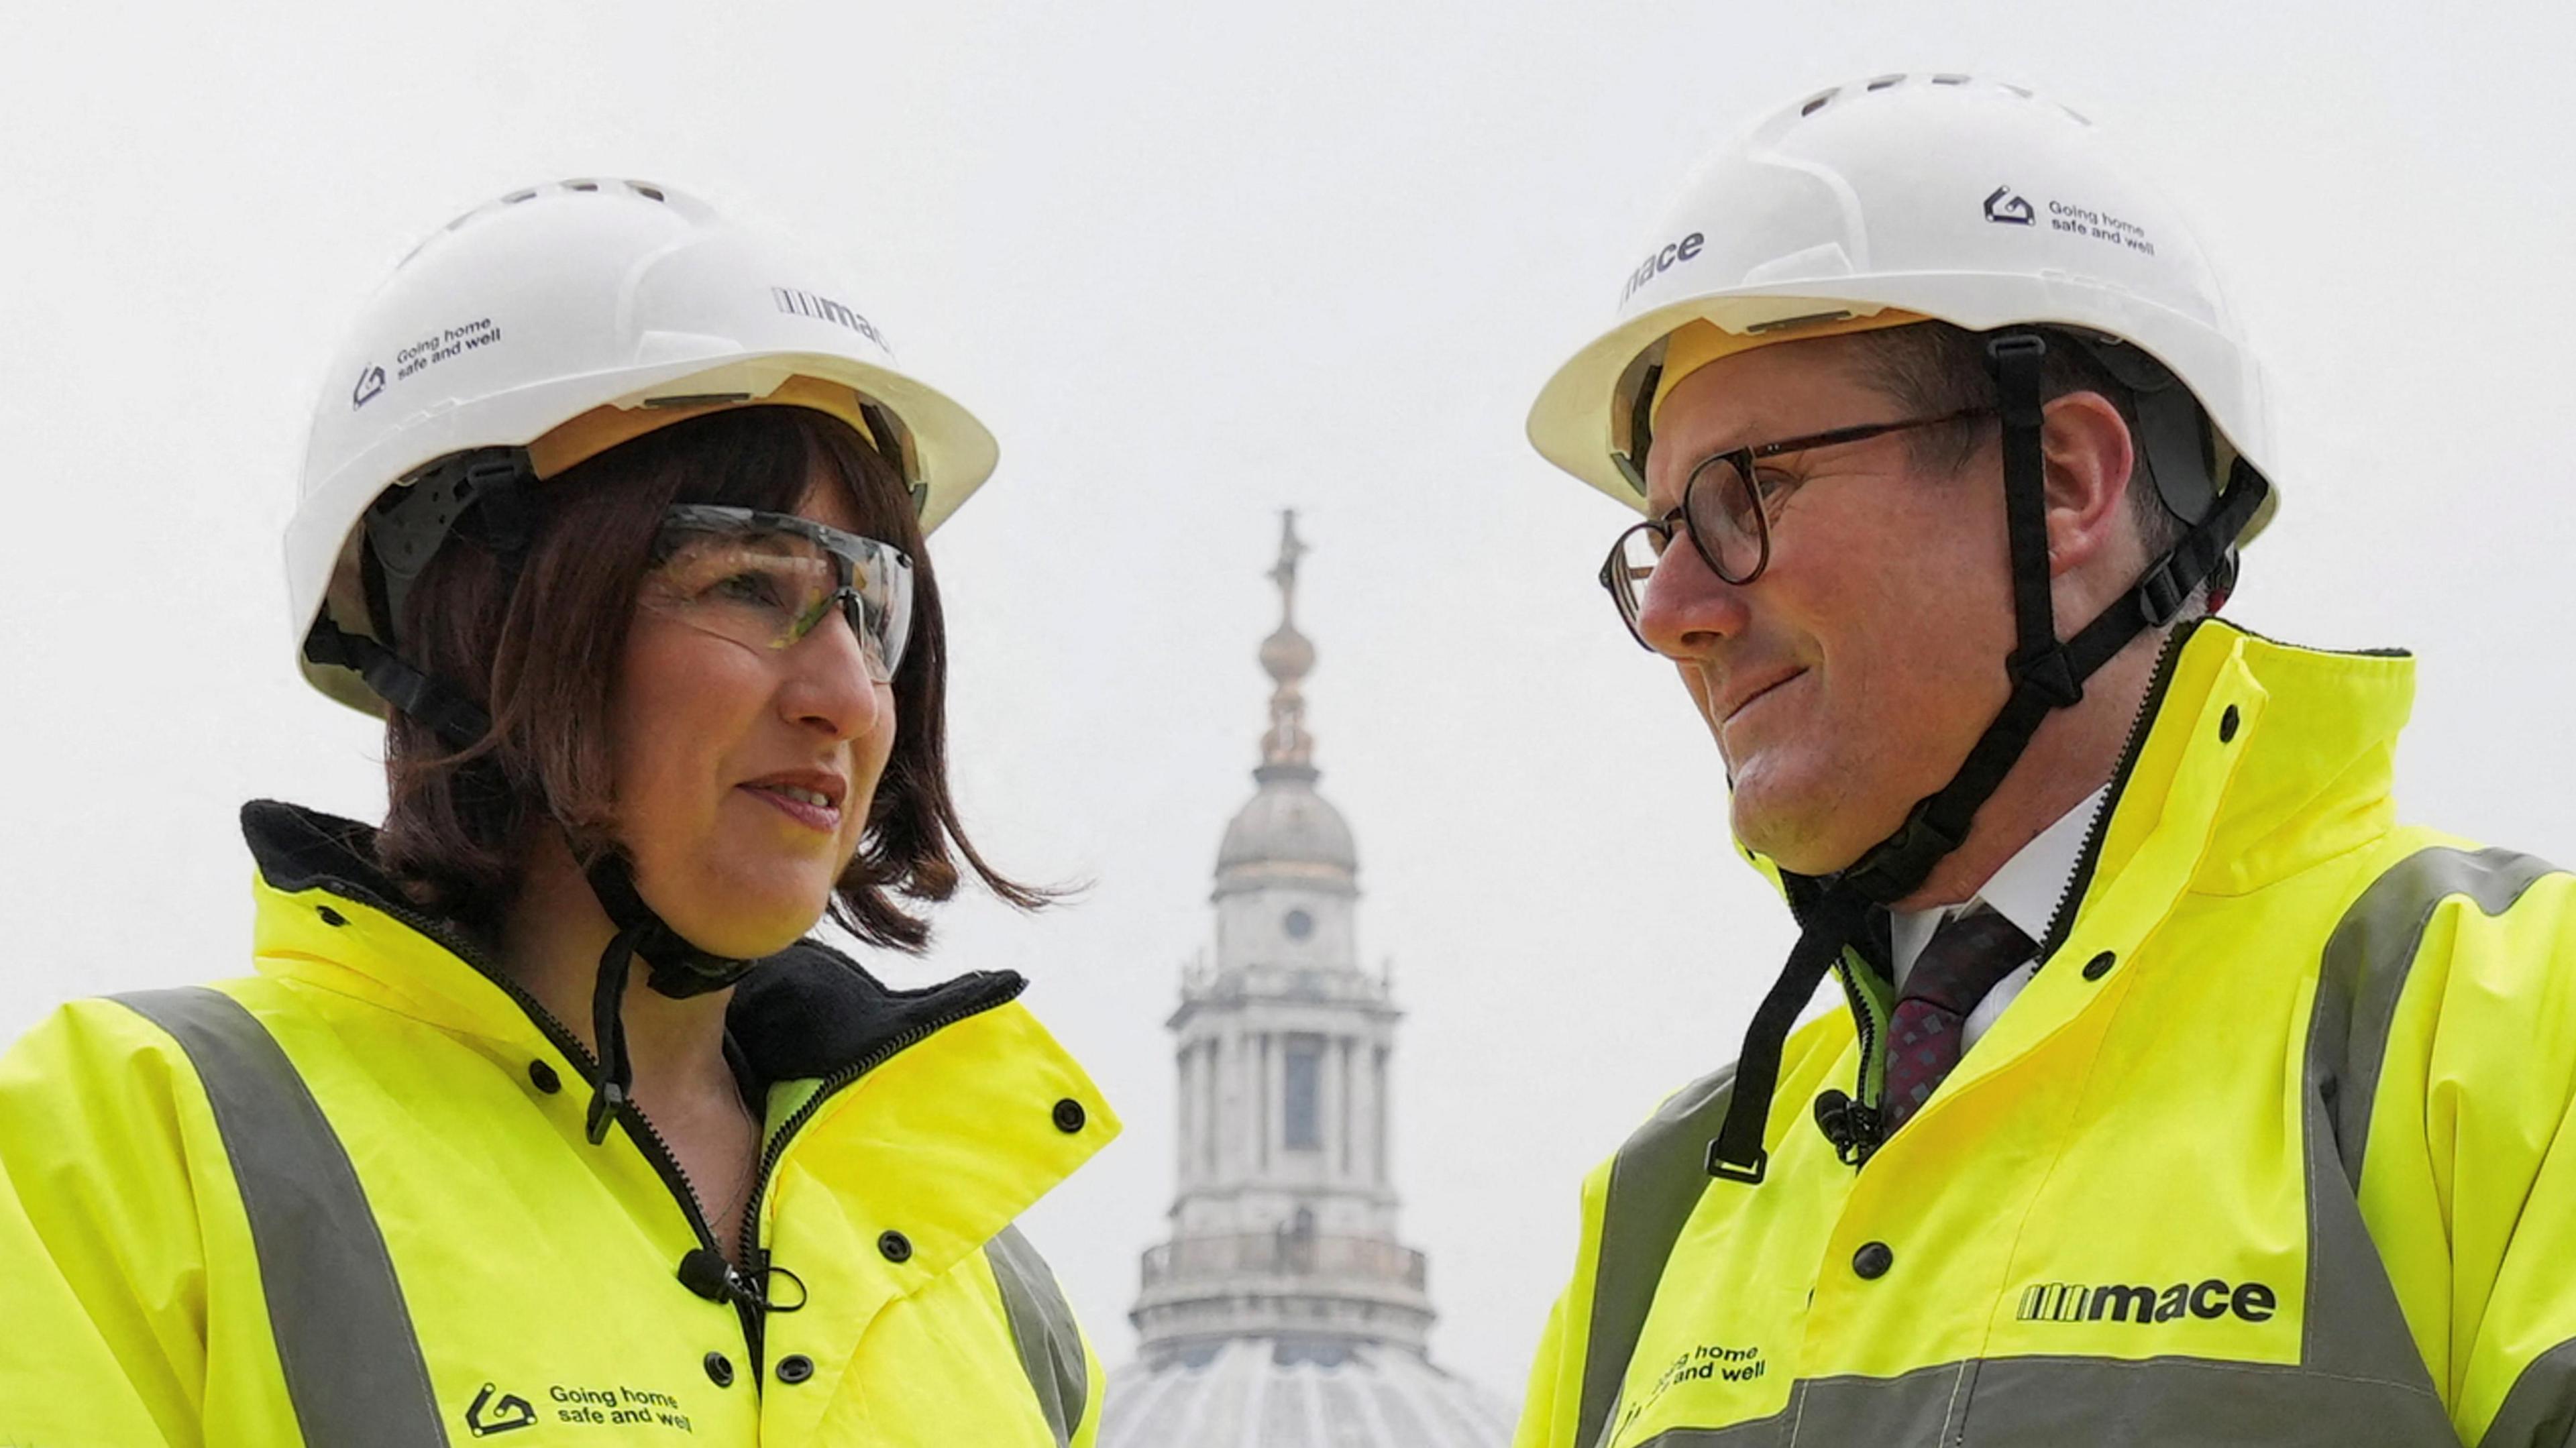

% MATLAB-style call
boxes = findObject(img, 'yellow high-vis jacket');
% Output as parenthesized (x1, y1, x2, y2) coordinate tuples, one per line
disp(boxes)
(0, 801, 1118, 1446)
(1515, 621, 2576, 1447)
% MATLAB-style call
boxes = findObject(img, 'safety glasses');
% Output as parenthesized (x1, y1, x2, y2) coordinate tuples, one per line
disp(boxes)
(641, 505, 915, 681)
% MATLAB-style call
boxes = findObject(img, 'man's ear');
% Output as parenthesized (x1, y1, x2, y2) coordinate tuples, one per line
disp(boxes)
(2039, 390, 2137, 579)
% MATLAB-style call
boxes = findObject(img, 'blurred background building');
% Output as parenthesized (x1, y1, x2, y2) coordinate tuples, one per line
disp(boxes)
(1099, 516, 1515, 1447)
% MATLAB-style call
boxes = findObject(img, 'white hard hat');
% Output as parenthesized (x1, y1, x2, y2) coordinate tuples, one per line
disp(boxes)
(288, 178, 1000, 717)
(1527, 73, 2275, 537)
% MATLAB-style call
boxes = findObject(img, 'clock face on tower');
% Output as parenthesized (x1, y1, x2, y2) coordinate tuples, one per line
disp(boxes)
(1283, 907, 1315, 941)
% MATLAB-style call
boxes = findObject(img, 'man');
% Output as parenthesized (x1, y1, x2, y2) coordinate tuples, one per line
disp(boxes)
(1513, 74, 2576, 1447)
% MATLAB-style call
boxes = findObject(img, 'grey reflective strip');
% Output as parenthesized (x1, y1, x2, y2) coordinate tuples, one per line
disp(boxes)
(115, 987, 447, 1448)
(2479, 1336, 2576, 1447)
(986, 1224, 1087, 1447)
(2302, 847, 2559, 1389)
(2298, 1091, 2443, 1393)
(2312, 846, 2558, 1186)
(1623, 1353, 2455, 1445)
(1580, 1064, 1735, 1448)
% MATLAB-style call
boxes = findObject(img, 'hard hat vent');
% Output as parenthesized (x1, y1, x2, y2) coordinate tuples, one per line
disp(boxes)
(1790, 73, 2090, 129)
(1800, 73, 1960, 117)
(405, 178, 676, 264)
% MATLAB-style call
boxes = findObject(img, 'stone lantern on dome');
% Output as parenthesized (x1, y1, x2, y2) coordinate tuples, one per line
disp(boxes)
(1099, 513, 1514, 1448)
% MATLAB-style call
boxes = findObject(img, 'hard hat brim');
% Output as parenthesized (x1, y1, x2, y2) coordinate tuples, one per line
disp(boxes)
(1527, 275, 2277, 541)
(288, 349, 996, 716)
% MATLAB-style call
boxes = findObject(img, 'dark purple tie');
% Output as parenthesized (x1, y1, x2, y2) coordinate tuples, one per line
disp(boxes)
(1881, 907, 2035, 1134)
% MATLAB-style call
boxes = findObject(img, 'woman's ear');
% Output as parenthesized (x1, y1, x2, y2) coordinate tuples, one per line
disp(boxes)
(2039, 389, 2137, 579)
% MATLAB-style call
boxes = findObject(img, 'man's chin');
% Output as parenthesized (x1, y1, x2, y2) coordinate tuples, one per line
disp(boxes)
(1729, 770, 1864, 877)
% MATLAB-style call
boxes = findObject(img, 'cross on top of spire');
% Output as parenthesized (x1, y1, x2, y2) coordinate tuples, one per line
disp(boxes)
(1258, 510, 1317, 770)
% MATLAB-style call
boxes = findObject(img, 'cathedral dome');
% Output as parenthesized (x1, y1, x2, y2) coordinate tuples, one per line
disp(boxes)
(1102, 1339, 1513, 1448)
(1217, 773, 1358, 875)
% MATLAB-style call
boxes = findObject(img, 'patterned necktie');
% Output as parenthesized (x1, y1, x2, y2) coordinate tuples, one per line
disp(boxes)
(1881, 907, 2036, 1134)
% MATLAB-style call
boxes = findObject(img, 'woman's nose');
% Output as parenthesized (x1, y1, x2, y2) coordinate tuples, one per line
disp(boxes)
(778, 607, 890, 740)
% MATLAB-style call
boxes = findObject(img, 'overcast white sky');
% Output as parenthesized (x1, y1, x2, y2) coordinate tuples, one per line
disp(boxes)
(5, 0, 2573, 1406)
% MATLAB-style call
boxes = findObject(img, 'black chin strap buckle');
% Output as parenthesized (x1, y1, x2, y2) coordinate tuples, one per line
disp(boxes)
(2134, 554, 2192, 628)
(2008, 643, 2084, 709)
(1841, 800, 1967, 906)
(1705, 1140, 1768, 1184)
(301, 616, 492, 750)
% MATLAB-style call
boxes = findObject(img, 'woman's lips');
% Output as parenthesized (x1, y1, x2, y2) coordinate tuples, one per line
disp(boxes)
(741, 784, 842, 833)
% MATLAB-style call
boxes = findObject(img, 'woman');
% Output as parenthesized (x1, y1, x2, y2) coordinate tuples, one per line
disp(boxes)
(0, 180, 1116, 1445)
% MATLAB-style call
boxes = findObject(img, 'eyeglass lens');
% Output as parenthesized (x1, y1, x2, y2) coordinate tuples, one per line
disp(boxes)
(1682, 454, 1768, 583)
(1602, 454, 1772, 647)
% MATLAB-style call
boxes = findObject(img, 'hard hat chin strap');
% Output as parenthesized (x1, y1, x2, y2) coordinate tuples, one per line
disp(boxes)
(302, 618, 494, 751)
(578, 852, 760, 1145)
(1705, 331, 2271, 1184)
(306, 620, 760, 1150)
(303, 445, 767, 1146)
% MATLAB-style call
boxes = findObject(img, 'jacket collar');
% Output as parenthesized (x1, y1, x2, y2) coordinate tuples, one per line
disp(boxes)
(1731, 619, 2415, 923)
(242, 800, 1116, 1268)
(240, 799, 1031, 1089)
(2085, 618, 2411, 908)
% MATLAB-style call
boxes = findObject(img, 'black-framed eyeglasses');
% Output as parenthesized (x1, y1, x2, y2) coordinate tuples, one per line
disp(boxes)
(1599, 406, 1994, 648)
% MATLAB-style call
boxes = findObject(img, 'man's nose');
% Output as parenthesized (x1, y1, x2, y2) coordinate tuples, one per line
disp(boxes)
(1633, 538, 1752, 659)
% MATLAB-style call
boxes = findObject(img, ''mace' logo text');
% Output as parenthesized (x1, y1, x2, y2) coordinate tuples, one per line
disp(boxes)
(2017, 1277, 2277, 1326)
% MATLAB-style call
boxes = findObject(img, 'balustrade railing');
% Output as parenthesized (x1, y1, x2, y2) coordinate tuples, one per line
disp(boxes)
(1140, 1232, 1428, 1290)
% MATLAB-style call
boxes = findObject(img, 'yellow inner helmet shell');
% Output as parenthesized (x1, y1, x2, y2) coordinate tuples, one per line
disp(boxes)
(1650, 311, 1931, 423)
(525, 374, 886, 481)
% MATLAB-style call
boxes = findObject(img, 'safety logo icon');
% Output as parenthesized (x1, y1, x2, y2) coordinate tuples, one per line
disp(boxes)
(468, 1382, 539, 1437)
(1983, 186, 2036, 225)
(352, 364, 387, 409)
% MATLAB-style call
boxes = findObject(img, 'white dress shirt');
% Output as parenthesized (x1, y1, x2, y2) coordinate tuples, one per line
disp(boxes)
(1887, 786, 2108, 1052)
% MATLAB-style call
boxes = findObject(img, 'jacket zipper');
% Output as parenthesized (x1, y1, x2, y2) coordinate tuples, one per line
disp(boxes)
(2036, 620, 2196, 959)
(1824, 950, 1892, 1166)
(1807, 620, 2200, 1166)
(352, 896, 765, 1366)
(733, 976, 1029, 1281)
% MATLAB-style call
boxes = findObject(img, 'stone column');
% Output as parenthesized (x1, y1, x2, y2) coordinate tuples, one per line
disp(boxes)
(1372, 1042, 1391, 1188)
(1337, 1036, 1356, 1181)
(1176, 1039, 1196, 1188)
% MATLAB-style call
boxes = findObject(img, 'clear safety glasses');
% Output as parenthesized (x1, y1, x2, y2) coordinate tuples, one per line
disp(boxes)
(641, 505, 916, 682)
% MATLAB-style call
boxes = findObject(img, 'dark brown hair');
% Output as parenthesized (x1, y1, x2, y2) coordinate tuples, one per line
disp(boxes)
(375, 406, 1046, 950)
(1849, 321, 2188, 561)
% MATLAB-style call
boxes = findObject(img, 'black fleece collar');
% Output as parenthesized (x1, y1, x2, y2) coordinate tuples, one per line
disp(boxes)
(239, 799, 1026, 1087)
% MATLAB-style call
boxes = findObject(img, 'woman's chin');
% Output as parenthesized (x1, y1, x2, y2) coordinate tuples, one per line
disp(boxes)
(660, 889, 835, 961)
